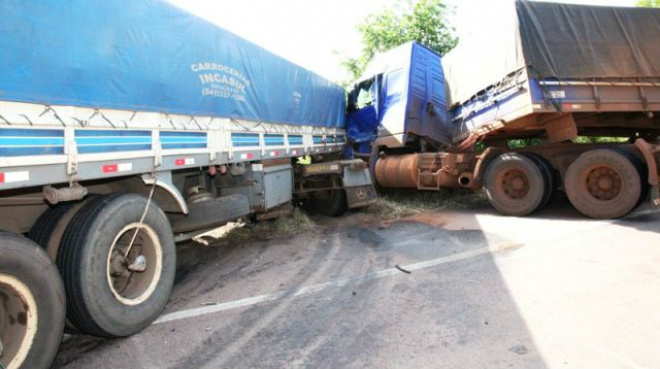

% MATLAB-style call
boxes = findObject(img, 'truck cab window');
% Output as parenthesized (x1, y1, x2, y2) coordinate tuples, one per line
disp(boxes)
(348, 78, 376, 112)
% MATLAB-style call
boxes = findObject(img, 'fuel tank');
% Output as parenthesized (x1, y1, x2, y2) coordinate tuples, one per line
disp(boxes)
(374, 154, 419, 188)
(374, 153, 474, 189)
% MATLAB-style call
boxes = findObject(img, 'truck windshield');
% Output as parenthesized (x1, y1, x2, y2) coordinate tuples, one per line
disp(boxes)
(347, 78, 376, 112)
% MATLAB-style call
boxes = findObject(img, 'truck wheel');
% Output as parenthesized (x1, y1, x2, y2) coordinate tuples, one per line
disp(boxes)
(614, 149, 649, 206)
(484, 153, 546, 216)
(565, 149, 642, 219)
(28, 198, 93, 262)
(312, 189, 348, 217)
(522, 153, 557, 210)
(0, 232, 65, 369)
(57, 193, 176, 337)
(28, 198, 96, 333)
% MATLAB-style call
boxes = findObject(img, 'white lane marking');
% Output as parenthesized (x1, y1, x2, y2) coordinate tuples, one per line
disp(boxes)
(154, 243, 517, 325)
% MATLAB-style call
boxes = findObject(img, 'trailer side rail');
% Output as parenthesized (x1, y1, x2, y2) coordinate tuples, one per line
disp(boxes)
(451, 73, 660, 142)
(0, 101, 346, 192)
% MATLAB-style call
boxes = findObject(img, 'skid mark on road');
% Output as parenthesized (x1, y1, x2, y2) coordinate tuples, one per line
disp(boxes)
(154, 242, 519, 325)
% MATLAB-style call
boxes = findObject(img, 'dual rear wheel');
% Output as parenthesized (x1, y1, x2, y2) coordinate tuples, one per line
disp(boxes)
(0, 232, 65, 369)
(485, 149, 647, 219)
(29, 193, 176, 338)
(564, 149, 647, 219)
(484, 153, 556, 216)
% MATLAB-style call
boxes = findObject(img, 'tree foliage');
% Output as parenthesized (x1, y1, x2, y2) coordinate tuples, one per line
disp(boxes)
(637, 0, 660, 7)
(342, 0, 458, 81)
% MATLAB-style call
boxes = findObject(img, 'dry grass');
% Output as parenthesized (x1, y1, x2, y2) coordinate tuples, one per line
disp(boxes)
(193, 189, 485, 246)
(272, 207, 317, 236)
(368, 188, 487, 220)
(194, 208, 317, 246)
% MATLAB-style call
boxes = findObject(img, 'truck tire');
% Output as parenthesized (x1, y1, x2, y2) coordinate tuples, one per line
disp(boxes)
(313, 189, 348, 217)
(28, 198, 97, 333)
(0, 232, 65, 369)
(28, 197, 93, 262)
(565, 149, 642, 219)
(484, 153, 546, 216)
(522, 153, 557, 210)
(614, 149, 649, 206)
(57, 193, 176, 337)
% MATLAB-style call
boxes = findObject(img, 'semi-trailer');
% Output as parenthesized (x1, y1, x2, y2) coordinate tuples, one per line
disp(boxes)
(0, 1, 376, 368)
(348, 1, 660, 219)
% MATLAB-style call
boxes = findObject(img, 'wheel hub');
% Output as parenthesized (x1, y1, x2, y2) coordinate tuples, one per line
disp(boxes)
(585, 166, 622, 201)
(501, 169, 530, 200)
(106, 224, 163, 306)
(128, 255, 148, 273)
(0, 274, 38, 369)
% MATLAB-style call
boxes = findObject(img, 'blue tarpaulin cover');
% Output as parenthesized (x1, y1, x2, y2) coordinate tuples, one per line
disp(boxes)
(0, 0, 345, 128)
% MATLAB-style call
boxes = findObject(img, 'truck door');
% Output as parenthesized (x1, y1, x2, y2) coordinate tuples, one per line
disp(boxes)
(346, 77, 379, 151)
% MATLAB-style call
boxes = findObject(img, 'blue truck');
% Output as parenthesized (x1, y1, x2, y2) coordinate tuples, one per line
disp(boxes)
(348, 1, 660, 220)
(0, 1, 376, 368)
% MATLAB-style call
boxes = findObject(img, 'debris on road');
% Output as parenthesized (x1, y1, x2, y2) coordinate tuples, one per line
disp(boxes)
(395, 264, 412, 274)
(508, 345, 529, 355)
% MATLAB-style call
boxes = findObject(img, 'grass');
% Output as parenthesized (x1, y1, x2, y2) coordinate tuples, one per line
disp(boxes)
(194, 207, 317, 246)
(272, 207, 317, 236)
(194, 189, 485, 246)
(367, 188, 487, 220)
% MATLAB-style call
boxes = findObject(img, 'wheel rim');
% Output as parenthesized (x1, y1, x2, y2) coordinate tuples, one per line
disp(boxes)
(497, 168, 530, 200)
(106, 223, 163, 306)
(579, 164, 624, 204)
(0, 274, 38, 369)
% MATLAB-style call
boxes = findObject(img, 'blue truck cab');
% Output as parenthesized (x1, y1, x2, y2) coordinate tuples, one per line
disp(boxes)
(346, 42, 453, 154)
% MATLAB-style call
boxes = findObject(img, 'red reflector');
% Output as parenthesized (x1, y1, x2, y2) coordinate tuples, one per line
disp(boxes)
(103, 164, 118, 173)
(175, 159, 185, 166)
(0, 173, 4, 183)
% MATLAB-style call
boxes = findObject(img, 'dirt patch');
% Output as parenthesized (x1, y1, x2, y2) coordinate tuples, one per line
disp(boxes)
(367, 188, 488, 221)
(379, 213, 448, 229)
(191, 189, 488, 247)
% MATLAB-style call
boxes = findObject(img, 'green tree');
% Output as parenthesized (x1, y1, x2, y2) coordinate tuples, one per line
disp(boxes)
(341, 0, 458, 81)
(637, 0, 660, 7)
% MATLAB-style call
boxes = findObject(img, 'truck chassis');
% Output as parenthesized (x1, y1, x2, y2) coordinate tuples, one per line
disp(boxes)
(0, 101, 376, 369)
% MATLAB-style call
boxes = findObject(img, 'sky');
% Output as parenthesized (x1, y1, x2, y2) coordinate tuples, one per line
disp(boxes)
(167, 0, 638, 83)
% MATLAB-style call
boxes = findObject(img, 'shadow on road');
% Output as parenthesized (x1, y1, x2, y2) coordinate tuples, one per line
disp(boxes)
(55, 208, 550, 369)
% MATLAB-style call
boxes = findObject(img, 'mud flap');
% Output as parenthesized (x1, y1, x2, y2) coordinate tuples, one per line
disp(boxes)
(341, 162, 378, 209)
(652, 185, 660, 207)
(345, 185, 378, 209)
(634, 139, 660, 207)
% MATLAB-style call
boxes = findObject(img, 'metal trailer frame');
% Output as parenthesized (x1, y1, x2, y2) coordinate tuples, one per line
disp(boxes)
(450, 68, 660, 143)
(0, 100, 347, 199)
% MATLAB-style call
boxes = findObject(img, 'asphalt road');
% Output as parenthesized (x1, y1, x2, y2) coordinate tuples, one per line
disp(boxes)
(53, 196, 660, 369)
